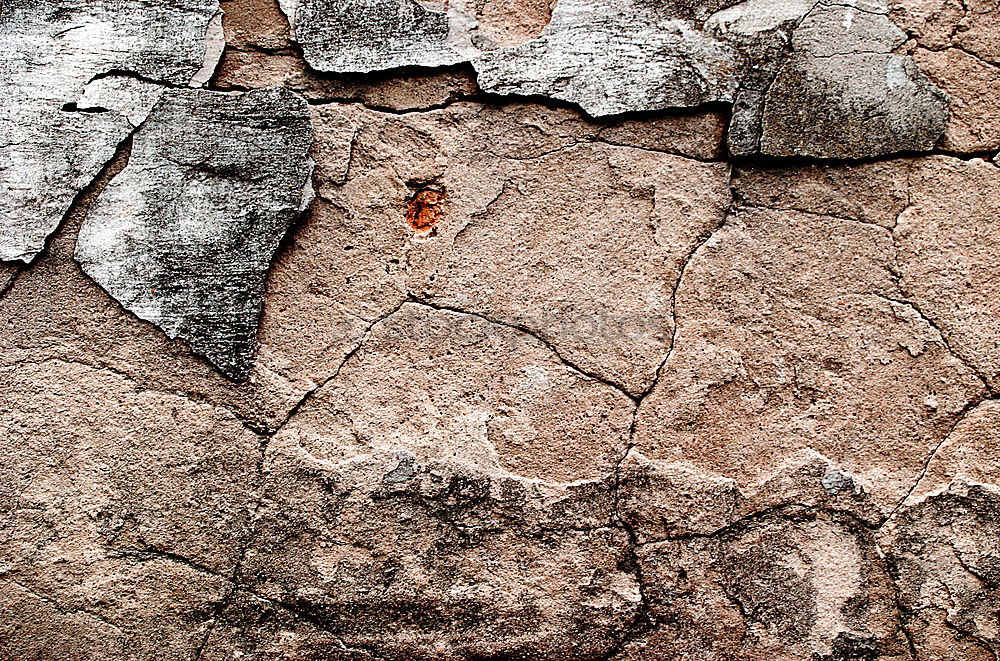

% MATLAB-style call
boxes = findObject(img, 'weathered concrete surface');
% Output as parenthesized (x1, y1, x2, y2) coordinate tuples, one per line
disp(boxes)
(307, 101, 731, 395)
(5, 0, 1000, 658)
(894, 157, 1000, 389)
(75, 87, 314, 380)
(912, 47, 1000, 153)
(0, 97, 727, 426)
(0, 0, 222, 263)
(905, 399, 1000, 505)
(732, 160, 911, 229)
(217, 304, 641, 658)
(229, 459, 638, 659)
(269, 303, 633, 482)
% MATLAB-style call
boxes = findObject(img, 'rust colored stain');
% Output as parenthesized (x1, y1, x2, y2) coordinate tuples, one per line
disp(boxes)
(406, 189, 445, 233)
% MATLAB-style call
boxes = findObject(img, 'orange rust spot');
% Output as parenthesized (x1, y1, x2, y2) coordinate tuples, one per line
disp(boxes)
(406, 189, 445, 233)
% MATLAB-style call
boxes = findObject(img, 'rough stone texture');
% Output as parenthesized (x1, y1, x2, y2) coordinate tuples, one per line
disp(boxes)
(625, 512, 910, 660)
(466, 0, 555, 47)
(894, 157, 1000, 388)
(0, 263, 20, 294)
(0, 0, 222, 263)
(632, 202, 986, 512)
(5, 0, 1000, 659)
(892, 0, 1000, 65)
(270, 303, 634, 482)
(0, 360, 254, 660)
(887, 400, 1000, 659)
(892, 0, 1000, 153)
(75, 87, 314, 380)
(218, 304, 641, 658)
(732, 160, 911, 228)
(0, 97, 726, 425)
(719, 0, 948, 158)
(881, 484, 1000, 660)
(912, 47, 1000, 153)
(906, 399, 1000, 504)
(306, 102, 731, 395)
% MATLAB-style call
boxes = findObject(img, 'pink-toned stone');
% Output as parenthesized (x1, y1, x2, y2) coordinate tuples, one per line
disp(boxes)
(633, 205, 985, 512)
(913, 48, 1000, 153)
(894, 156, 1000, 387)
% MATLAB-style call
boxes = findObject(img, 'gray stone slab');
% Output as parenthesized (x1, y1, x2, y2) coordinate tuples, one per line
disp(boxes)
(75, 87, 314, 380)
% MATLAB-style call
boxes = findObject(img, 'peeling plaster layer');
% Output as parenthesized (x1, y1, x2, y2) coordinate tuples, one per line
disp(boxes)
(473, 0, 740, 117)
(284, 0, 466, 72)
(0, 0, 222, 264)
(723, 0, 949, 158)
(279, 0, 949, 157)
(75, 87, 314, 381)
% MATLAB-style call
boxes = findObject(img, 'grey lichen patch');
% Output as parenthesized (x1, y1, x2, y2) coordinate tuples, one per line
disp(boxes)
(281, 0, 948, 157)
(0, 0, 222, 264)
(383, 450, 417, 485)
(74, 87, 314, 381)
(821, 468, 855, 495)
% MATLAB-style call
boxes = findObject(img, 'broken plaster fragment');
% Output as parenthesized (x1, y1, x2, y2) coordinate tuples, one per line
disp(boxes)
(717, 0, 949, 157)
(282, 0, 466, 72)
(282, 0, 948, 158)
(74, 87, 314, 381)
(0, 0, 222, 264)
(473, 0, 740, 117)
(747, 10, 948, 157)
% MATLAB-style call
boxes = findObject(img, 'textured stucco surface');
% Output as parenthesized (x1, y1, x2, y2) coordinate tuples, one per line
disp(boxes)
(2, 0, 1000, 659)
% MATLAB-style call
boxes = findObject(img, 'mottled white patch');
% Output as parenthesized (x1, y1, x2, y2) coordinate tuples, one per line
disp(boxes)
(191, 10, 226, 87)
(706, 0, 813, 37)
(77, 75, 165, 127)
(885, 56, 910, 89)
(522, 365, 550, 390)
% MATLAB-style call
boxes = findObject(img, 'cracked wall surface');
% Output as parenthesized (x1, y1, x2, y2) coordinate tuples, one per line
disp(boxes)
(2, 0, 1000, 659)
